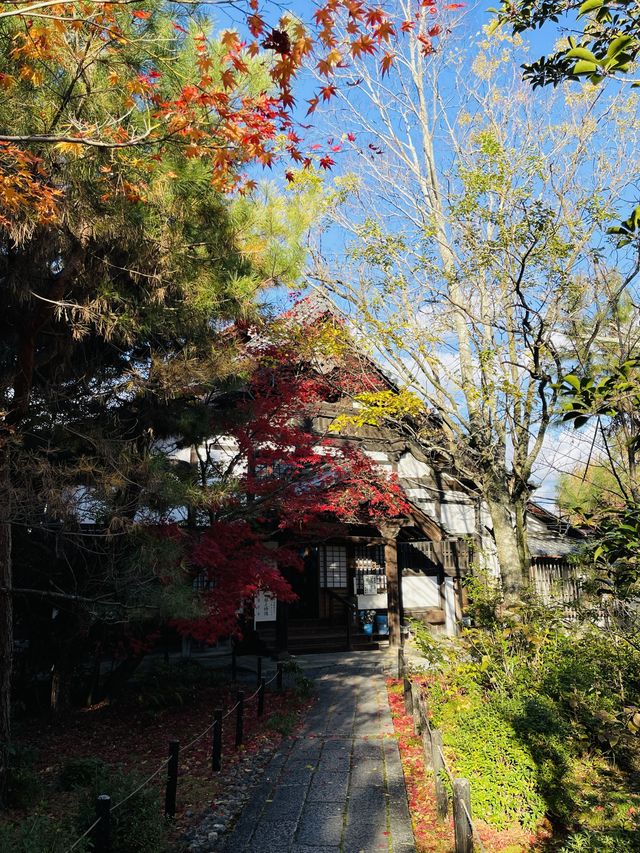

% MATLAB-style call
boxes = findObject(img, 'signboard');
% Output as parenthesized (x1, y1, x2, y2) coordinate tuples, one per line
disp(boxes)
(363, 575, 379, 595)
(254, 591, 277, 625)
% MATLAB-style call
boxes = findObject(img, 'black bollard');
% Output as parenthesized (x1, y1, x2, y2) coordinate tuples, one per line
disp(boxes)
(164, 740, 179, 819)
(94, 794, 111, 853)
(235, 691, 244, 748)
(212, 709, 223, 773)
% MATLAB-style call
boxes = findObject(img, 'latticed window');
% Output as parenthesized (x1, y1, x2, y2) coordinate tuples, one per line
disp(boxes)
(192, 571, 215, 591)
(354, 545, 386, 595)
(398, 541, 439, 574)
(319, 544, 347, 588)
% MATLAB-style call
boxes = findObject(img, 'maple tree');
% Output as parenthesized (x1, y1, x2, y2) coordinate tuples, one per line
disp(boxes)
(171, 317, 410, 645)
(0, 0, 401, 220)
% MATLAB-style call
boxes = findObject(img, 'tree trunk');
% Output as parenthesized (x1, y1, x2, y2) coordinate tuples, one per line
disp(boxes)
(485, 494, 527, 604)
(513, 498, 531, 581)
(0, 446, 12, 806)
(380, 523, 402, 647)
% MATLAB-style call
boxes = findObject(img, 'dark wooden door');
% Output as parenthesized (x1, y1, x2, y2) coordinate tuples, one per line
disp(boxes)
(289, 547, 320, 619)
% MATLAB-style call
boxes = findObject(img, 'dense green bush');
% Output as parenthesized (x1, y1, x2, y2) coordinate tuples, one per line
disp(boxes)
(557, 828, 640, 852)
(74, 768, 167, 853)
(437, 690, 546, 830)
(60, 756, 108, 791)
(0, 816, 82, 853)
(6, 744, 41, 809)
(418, 582, 640, 840)
(130, 659, 221, 710)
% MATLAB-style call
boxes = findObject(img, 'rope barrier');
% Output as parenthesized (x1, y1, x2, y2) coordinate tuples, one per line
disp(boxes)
(460, 799, 487, 853)
(223, 699, 240, 719)
(437, 745, 456, 784)
(181, 718, 217, 754)
(111, 759, 170, 812)
(245, 685, 262, 703)
(67, 671, 283, 851)
(68, 816, 101, 851)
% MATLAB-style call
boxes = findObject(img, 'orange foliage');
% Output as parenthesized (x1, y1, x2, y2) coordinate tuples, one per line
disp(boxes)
(0, 0, 451, 228)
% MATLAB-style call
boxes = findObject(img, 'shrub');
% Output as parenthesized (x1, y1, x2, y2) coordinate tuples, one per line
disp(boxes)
(267, 711, 297, 736)
(0, 816, 81, 852)
(283, 659, 314, 699)
(557, 828, 640, 852)
(417, 596, 640, 840)
(6, 744, 41, 809)
(130, 659, 220, 710)
(60, 756, 108, 791)
(75, 768, 167, 853)
(436, 692, 546, 830)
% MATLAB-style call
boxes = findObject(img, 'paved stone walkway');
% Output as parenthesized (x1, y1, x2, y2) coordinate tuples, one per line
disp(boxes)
(221, 653, 416, 853)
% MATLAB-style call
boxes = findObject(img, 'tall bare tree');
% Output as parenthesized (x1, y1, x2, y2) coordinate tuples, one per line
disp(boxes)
(309, 13, 640, 599)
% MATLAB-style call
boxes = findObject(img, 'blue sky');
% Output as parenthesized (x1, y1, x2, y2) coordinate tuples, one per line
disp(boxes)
(214, 2, 632, 510)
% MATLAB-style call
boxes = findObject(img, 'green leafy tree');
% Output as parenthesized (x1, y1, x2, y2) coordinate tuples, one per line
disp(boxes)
(492, 0, 640, 88)
(308, 21, 640, 600)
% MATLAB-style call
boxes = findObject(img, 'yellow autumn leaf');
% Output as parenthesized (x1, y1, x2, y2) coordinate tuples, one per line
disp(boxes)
(54, 141, 85, 157)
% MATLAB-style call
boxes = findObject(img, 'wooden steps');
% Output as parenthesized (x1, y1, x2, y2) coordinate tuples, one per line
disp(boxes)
(256, 618, 387, 654)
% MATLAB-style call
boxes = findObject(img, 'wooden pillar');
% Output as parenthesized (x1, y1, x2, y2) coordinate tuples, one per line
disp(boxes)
(381, 522, 402, 648)
(275, 599, 288, 656)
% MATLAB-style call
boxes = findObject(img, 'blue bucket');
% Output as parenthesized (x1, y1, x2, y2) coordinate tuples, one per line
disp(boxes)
(375, 614, 389, 635)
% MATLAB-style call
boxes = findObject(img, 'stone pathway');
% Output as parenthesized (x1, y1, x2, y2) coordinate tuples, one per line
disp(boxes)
(220, 653, 416, 853)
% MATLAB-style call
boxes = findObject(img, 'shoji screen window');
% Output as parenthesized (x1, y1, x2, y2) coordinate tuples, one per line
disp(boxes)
(319, 544, 348, 588)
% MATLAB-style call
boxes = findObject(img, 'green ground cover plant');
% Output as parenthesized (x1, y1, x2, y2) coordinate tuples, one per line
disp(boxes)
(412, 583, 640, 848)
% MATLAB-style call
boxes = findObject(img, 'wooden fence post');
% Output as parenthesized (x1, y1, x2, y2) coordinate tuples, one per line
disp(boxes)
(231, 643, 237, 682)
(277, 661, 283, 692)
(397, 647, 405, 679)
(164, 740, 179, 819)
(94, 794, 111, 853)
(258, 677, 265, 717)
(411, 681, 421, 734)
(256, 655, 262, 686)
(212, 709, 222, 773)
(422, 727, 433, 771)
(235, 691, 244, 748)
(431, 729, 448, 821)
(453, 778, 473, 853)
(403, 675, 413, 716)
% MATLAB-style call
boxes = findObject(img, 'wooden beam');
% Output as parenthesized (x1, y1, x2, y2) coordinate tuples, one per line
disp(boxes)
(380, 521, 402, 648)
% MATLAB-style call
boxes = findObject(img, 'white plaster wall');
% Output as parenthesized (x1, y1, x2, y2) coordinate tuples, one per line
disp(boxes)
(444, 578, 457, 636)
(440, 502, 475, 535)
(397, 452, 433, 479)
(363, 449, 392, 464)
(402, 576, 440, 609)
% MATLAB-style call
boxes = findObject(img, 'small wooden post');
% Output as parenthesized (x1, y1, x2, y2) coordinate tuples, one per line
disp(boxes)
(212, 709, 223, 773)
(235, 691, 244, 748)
(403, 675, 413, 716)
(231, 643, 237, 682)
(431, 730, 448, 821)
(422, 727, 433, 771)
(453, 778, 473, 853)
(164, 740, 179, 819)
(94, 794, 111, 853)
(256, 655, 262, 686)
(258, 677, 265, 717)
(411, 681, 421, 734)
(277, 661, 283, 691)
(397, 647, 405, 679)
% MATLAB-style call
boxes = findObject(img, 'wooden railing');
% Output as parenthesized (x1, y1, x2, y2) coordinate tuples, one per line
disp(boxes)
(325, 588, 358, 651)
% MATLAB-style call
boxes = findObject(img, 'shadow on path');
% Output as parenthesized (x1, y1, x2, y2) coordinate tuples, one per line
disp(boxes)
(220, 652, 416, 853)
